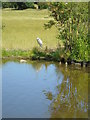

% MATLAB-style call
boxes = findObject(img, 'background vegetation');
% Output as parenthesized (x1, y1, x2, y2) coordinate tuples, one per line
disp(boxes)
(2, 2, 89, 62)
(45, 2, 89, 61)
(2, 2, 49, 10)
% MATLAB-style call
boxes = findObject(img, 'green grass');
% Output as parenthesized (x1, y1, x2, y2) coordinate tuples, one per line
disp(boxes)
(2, 47, 63, 62)
(2, 8, 58, 50)
(2, 49, 31, 58)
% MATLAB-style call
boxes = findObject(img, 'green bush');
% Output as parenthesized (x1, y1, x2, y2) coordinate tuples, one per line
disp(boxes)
(38, 3, 49, 9)
(2, 2, 35, 9)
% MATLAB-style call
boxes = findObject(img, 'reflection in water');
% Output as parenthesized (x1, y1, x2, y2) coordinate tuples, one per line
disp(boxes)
(2, 60, 88, 118)
(31, 61, 43, 72)
(43, 90, 54, 101)
(31, 61, 50, 72)
(48, 64, 88, 118)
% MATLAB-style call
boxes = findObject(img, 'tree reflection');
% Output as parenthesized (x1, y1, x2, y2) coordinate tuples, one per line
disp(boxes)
(31, 61, 52, 72)
(45, 64, 88, 118)
(30, 61, 43, 72)
(2, 60, 88, 118)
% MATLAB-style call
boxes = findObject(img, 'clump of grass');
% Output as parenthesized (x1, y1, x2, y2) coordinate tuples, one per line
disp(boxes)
(49, 49, 61, 61)
(31, 47, 63, 61)
(31, 47, 46, 60)
(32, 47, 46, 57)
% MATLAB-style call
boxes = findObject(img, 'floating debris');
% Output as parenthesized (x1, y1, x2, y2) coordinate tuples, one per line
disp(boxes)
(20, 59, 27, 63)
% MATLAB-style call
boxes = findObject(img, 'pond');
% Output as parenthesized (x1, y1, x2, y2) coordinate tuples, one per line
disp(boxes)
(2, 60, 88, 118)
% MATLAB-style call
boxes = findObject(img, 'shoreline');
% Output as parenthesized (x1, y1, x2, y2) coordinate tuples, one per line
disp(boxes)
(2, 56, 90, 68)
(2, 49, 90, 67)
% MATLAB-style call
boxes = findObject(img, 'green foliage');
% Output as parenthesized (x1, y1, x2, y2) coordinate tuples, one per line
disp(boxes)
(31, 47, 63, 61)
(2, 2, 35, 10)
(50, 49, 61, 61)
(32, 47, 46, 57)
(44, 20, 55, 29)
(37, 2, 49, 9)
(2, 2, 49, 10)
(71, 38, 88, 61)
(25, 2, 35, 9)
(13, 2, 27, 10)
(31, 47, 46, 60)
(46, 2, 89, 62)
(2, 2, 10, 8)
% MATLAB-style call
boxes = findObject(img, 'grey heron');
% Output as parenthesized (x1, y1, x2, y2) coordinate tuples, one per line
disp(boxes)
(36, 37, 43, 47)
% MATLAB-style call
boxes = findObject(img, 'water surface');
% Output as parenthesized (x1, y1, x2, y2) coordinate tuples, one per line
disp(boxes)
(2, 60, 88, 118)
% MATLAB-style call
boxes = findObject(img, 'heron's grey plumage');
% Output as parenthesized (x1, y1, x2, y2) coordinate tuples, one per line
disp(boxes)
(36, 37, 43, 47)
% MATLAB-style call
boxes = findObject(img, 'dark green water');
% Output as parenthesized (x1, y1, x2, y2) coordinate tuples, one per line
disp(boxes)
(2, 60, 88, 118)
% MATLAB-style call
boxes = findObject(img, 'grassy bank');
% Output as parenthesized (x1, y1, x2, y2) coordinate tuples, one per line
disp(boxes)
(2, 48, 64, 62)
(2, 48, 90, 67)
(2, 49, 31, 59)
(2, 47, 60, 61)
(2, 9, 59, 50)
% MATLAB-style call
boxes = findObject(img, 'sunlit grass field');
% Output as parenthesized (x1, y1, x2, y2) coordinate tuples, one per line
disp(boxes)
(2, 8, 58, 50)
